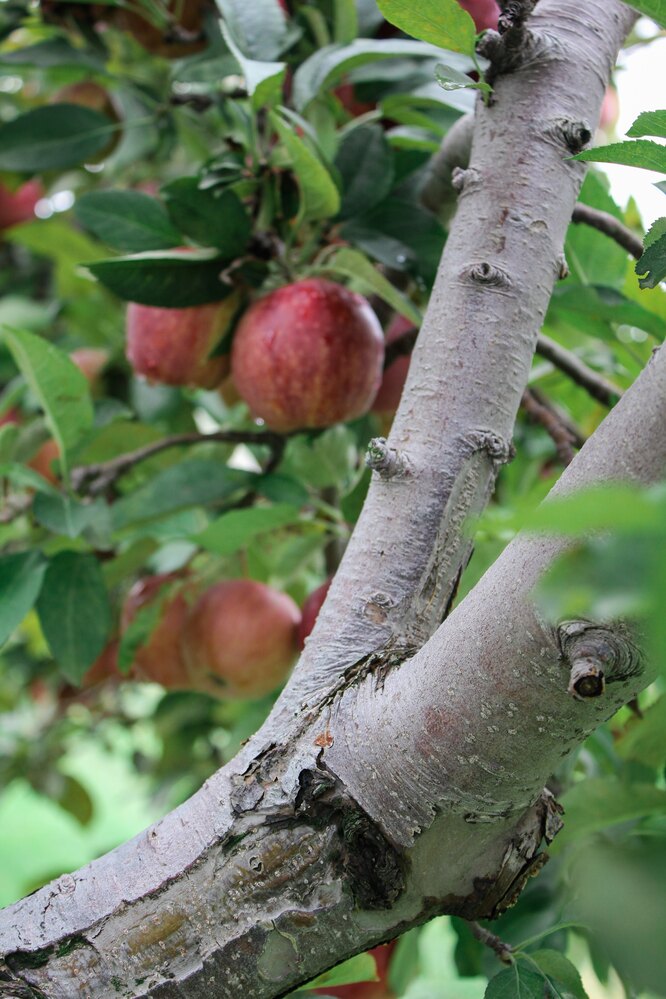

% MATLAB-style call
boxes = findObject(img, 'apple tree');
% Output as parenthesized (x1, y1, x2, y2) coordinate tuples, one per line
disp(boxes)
(0, 0, 665, 996)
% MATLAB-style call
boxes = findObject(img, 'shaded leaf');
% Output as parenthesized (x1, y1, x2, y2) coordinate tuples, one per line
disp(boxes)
(75, 191, 181, 253)
(529, 951, 588, 999)
(0, 551, 47, 647)
(195, 503, 301, 555)
(161, 180, 251, 255)
(335, 124, 395, 220)
(270, 111, 340, 223)
(485, 964, 549, 998)
(0, 105, 118, 172)
(551, 779, 666, 853)
(87, 249, 234, 307)
(315, 245, 422, 325)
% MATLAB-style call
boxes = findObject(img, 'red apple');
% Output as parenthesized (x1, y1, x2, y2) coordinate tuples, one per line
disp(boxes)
(297, 578, 332, 650)
(51, 81, 121, 160)
(315, 944, 396, 998)
(116, 0, 207, 58)
(371, 314, 416, 422)
(0, 180, 43, 232)
(126, 299, 235, 389)
(28, 439, 60, 485)
(182, 580, 301, 698)
(334, 83, 376, 118)
(231, 279, 384, 432)
(0, 406, 20, 427)
(121, 573, 193, 688)
(79, 640, 120, 689)
(599, 86, 619, 132)
(458, 0, 499, 32)
(70, 348, 109, 390)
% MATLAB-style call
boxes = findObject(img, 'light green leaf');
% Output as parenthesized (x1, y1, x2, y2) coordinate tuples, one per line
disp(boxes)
(627, 109, 666, 139)
(297, 952, 378, 991)
(315, 246, 422, 325)
(75, 191, 181, 252)
(270, 111, 340, 223)
(0, 551, 47, 647)
(620, 0, 666, 27)
(377, 0, 476, 54)
(36, 552, 112, 683)
(195, 504, 301, 556)
(550, 779, 666, 853)
(574, 139, 666, 174)
(333, 0, 358, 42)
(1, 329, 94, 480)
(0, 105, 118, 172)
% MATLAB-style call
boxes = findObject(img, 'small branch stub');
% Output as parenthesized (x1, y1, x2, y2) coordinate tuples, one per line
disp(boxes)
(568, 657, 605, 699)
(558, 620, 642, 701)
(365, 438, 411, 478)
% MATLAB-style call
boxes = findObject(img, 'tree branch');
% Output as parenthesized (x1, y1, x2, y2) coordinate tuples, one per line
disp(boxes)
(521, 387, 577, 464)
(571, 203, 644, 260)
(536, 333, 623, 406)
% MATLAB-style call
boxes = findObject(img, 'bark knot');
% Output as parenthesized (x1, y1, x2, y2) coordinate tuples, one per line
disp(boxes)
(365, 438, 411, 478)
(549, 118, 592, 154)
(462, 429, 515, 466)
(557, 620, 642, 700)
(461, 261, 512, 289)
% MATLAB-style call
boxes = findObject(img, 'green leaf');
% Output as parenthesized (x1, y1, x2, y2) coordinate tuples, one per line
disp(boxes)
(550, 779, 666, 853)
(298, 952, 378, 991)
(528, 951, 588, 999)
(55, 775, 94, 827)
(87, 249, 234, 307)
(292, 38, 471, 111)
(0, 552, 47, 647)
(564, 172, 628, 288)
(32, 493, 108, 540)
(616, 695, 666, 768)
(0, 105, 118, 172)
(1, 328, 94, 480)
(217, 0, 288, 61)
(636, 230, 666, 289)
(315, 246, 422, 325)
(36, 552, 112, 683)
(574, 139, 666, 174)
(221, 21, 286, 109)
(0, 37, 106, 70)
(619, 0, 666, 27)
(270, 111, 341, 223)
(335, 124, 395, 220)
(75, 191, 181, 253)
(256, 473, 310, 506)
(161, 180, 252, 256)
(436, 61, 491, 94)
(627, 109, 666, 139)
(111, 460, 251, 529)
(195, 504, 301, 556)
(333, 0, 358, 42)
(485, 964, 549, 998)
(376, 0, 475, 54)
(0, 461, 60, 494)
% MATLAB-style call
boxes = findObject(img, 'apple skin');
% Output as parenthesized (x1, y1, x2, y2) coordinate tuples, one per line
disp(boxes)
(116, 0, 207, 58)
(458, 0, 499, 32)
(51, 82, 120, 160)
(126, 300, 234, 389)
(231, 279, 385, 432)
(70, 348, 109, 390)
(182, 580, 301, 699)
(297, 578, 332, 650)
(599, 86, 619, 132)
(314, 944, 396, 998)
(121, 573, 193, 689)
(371, 314, 416, 421)
(28, 438, 61, 485)
(80, 640, 120, 689)
(0, 180, 43, 232)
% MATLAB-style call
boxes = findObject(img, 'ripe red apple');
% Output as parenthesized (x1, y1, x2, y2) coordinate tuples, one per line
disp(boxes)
(121, 573, 193, 688)
(371, 314, 416, 424)
(231, 279, 384, 432)
(315, 944, 396, 998)
(126, 299, 235, 389)
(28, 438, 61, 485)
(0, 180, 43, 232)
(297, 578, 332, 650)
(458, 0, 499, 32)
(182, 580, 301, 698)
(51, 81, 121, 160)
(116, 0, 207, 58)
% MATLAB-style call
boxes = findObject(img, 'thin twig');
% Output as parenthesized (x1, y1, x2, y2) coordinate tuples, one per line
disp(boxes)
(528, 386, 586, 448)
(536, 333, 623, 406)
(571, 204, 644, 260)
(71, 430, 285, 497)
(522, 387, 577, 465)
(468, 921, 514, 964)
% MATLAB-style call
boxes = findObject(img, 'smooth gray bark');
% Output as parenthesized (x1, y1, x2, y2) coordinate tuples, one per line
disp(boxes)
(0, 2, 651, 997)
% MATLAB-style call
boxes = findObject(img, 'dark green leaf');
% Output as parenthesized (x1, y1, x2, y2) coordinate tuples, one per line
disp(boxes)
(111, 459, 252, 529)
(195, 504, 301, 555)
(256, 473, 310, 506)
(161, 180, 251, 256)
(335, 124, 395, 220)
(55, 775, 94, 826)
(0, 551, 47, 647)
(627, 109, 666, 139)
(376, 0, 475, 55)
(87, 249, 234, 307)
(270, 112, 340, 222)
(0, 38, 106, 70)
(36, 552, 112, 683)
(636, 230, 666, 289)
(1, 328, 94, 479)
(75, 191, 181, 253)
(485, 964, 549, 998)
(574, 139, 666, 173)
(0, 105, 118, 172)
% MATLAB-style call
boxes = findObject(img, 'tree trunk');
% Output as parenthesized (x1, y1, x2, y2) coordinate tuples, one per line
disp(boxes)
(0, 2, 653, 997)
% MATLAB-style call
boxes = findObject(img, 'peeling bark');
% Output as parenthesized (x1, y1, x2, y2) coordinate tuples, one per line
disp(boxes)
(0, 2, 652, 997)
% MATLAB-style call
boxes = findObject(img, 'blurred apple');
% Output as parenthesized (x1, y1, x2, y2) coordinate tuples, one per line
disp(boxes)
(314, 944, 396, 998)
(79, 640, 120, 689)
(0, 180, 43, 233)
(371, 314, 416, 433)
(70, 348, 110, 391)
(599, 85, 619, 132)
(458, 0, 499, 32)
(231, 278, 384, 432)
(28, 439, 61, 485)
(121, 573, 193, 688)
(297, 578, 332, 650)
(182, 580, 301, 698)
